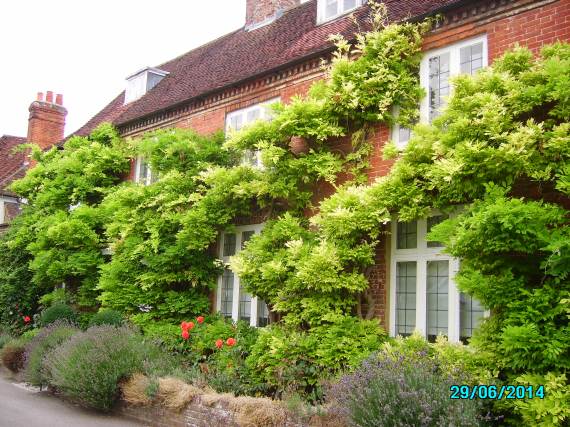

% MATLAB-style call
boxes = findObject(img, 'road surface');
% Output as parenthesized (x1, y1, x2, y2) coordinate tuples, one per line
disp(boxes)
(0, 372, 143, 427)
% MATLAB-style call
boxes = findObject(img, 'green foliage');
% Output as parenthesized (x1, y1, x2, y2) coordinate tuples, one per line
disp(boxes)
(0, 333, 12, 350)
(38, 304, 77, 327)
(44, 325, 160, 411)
(513, 372, 570, 426)
(24, 321, 79, 387)
(328, 349, 486, 427)
(1, 334, 36, 373)
(295, 43, 570, 424)
(381, 332, 493, 385)
(201, 320, 266, 396)
(38, 288, 70, 308)
(98, 129, 232, 322)
(5, 124, 129, 309)
(246, 316, 386, 399)
(88, 309, 124, 327)
(0, 225, 39, 334)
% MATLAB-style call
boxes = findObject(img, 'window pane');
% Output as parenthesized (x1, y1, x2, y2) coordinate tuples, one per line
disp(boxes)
(257, 299, 269, 327)
(223, 233, 236, 257)
(428, 52, 450, 122)
(221, 269, 234, 318)
(398, 126, 411, 146)
(460, 43, 484, 75)
(396, 261, 416, 336)
(427, 215, 448, 248)
(343, 0, 356, 10)
(239, 286, 251, 323)
(241, 230, 255, 249)
(460, 293, 485, 343)
(138, 158, 149, 182)
(426, 260, 449, 341)
(326, 0, 338, 18)
(246, 108, 260, 124)
(229, 114, 243, 131)
(397, 220, 417, 249)
(242, 149, 260, 167)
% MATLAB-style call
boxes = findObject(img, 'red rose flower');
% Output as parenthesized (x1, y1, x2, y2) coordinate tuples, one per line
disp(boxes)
(226, 337, 236, 347)
(181, 330, 190, 340)
(23, 316, 31, 323)
(181, 321, 188, 330)
(197, 316, 205, 324)
(215, 339, 223, 349)
(187, 321, 195, 330)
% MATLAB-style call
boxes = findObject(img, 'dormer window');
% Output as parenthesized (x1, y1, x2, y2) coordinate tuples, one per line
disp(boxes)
(124, 67, 169, 104)
(317, 0, 363, 24)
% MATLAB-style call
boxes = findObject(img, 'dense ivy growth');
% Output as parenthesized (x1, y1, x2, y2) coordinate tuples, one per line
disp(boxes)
(236, 43, 570, 422)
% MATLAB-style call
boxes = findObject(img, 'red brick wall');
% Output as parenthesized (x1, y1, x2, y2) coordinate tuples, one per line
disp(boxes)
(124, 0, 570, 326)
(27, 93, 67, 151)
(424, 0, 570, 56)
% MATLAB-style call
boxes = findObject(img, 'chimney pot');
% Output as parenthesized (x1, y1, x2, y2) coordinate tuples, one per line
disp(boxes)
(55, 94, 63, 105)
(27, 91, 67, 152)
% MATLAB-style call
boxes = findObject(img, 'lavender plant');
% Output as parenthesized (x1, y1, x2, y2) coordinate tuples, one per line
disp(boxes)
(328, 350, 485, 427)
(44, 325, 150, 411)
(23, 320, 78, 387)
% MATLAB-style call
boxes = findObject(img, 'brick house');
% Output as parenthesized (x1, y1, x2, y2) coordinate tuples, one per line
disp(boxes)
(3, 0, 569, 339)
(0, 92, 67, 233)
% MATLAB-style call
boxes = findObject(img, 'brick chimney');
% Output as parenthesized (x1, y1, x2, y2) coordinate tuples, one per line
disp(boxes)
(245, 0, 300, 29)
(27, 91, 67, 151)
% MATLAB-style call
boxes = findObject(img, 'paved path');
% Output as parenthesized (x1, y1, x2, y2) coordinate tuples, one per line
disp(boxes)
(0, 372, 143, 427)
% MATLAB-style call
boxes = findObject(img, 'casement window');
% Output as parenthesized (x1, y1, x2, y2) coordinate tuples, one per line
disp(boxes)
(225, 98, 279, 168)
(217, 224, 270, 327)
(392, 35, 488, 149)
(134, 156, 157, 186)
(317, 0, 363, 24)
(420, 35, 488, 123)
(389, 214, 486, 343)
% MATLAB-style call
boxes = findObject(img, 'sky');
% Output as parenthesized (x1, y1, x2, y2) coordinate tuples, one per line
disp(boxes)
(0, 0, 247, 138)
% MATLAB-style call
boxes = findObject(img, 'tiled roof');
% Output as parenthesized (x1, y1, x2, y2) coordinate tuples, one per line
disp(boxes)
(72, 92, 127, 137)
(0, 135, 27, 196)
(76, 0, 465, 133)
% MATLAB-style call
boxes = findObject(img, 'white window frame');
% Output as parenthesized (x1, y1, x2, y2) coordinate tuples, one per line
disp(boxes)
(225, 98, 279, 168)
(317, 0, 364, 24)
(419, 34, 488, 124)
(125, 67, 169, 104)
(0, 196, 18, 225)
(391, 34, 488, 150)
(389, 215, 461, 342)
(216, 223, 269, 327)
(134, 156, 154, 186)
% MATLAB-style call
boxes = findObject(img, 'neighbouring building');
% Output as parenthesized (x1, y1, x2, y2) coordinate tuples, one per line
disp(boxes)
(0, 91, 67, 233)
(3, 0, 569, 339)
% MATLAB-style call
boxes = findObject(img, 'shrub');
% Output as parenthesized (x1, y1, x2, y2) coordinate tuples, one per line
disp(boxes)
(38, 304, 77, 327)
(44, 325, 159, 411)
(382, 332, 493, 385)
(202, 320, 265, 396)
(88, 309, 123, 328)
(1, 333, 36, 373)
(246, 316, 386, 400)
(23, 321, 79, 387)
(328, 350, 486, 427)
(512, 372, 569, 426)
(0, 333, 12, 350)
